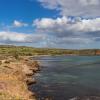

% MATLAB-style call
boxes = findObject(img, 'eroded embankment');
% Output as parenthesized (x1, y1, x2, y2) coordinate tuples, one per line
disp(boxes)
(0, 56, 40, 100)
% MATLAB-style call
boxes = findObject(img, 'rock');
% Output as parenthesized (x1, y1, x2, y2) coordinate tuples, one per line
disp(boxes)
(22, 64, 34, 76)
(25, 72, 34, 76)
(26, 78, 36, 85)
(31, 67, 40, 72)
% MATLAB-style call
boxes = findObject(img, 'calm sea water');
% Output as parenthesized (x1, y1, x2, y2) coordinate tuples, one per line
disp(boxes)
(30, 56, 100, 100)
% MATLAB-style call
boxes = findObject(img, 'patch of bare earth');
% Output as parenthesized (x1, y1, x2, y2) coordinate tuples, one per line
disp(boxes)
(0, 56, 40, 100)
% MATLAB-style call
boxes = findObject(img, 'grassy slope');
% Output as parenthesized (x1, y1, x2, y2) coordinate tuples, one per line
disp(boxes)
(0, 45, 99, 56)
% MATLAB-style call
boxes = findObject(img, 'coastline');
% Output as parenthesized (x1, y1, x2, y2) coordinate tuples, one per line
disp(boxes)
(0, 56, 40, 100)
(29, 55, 100, 100)
(1, 55, 100, 100)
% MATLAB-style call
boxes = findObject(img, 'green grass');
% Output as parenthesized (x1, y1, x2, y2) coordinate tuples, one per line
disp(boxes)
(0, 45, 99, 56)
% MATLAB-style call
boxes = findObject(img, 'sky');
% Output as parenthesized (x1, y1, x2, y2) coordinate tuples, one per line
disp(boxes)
(0, 0, 100, 49)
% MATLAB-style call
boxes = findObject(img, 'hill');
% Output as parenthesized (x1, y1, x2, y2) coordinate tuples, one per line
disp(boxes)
(0, 45, 100, 56)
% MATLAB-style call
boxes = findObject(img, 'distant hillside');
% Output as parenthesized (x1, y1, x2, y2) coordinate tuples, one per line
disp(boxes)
(0, 45, 100, 56)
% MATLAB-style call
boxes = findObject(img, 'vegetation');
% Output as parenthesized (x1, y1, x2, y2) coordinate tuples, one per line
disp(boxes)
(0, 54, 39, 100)
(0, 45, 100, 100)
(0, 45, 100, 56)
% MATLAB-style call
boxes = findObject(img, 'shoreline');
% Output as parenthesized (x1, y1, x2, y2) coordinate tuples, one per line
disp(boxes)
(29, 54, 100, 58)
(0, 56, 40, 100)
(29, 55, 100, 100)
(1, 55, 100, 100)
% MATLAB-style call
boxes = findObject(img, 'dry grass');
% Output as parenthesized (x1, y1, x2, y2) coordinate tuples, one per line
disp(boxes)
(0, 57, 38, 100)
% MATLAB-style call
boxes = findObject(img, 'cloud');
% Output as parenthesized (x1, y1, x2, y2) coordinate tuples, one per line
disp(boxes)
(34, 0, 100, 48)
(0, 31, 31, 43)
(0, 31, 46, 44)
(33, 16, 100, 36)
(32, 16, 100, 48)
(38, 0, 100, 17)
(13, 20, 28, 27)
(1, 17, 100, 48)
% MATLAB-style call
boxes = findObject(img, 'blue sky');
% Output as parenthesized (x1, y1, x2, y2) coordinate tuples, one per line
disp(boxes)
(0, 0, 100, 49)
(0, 0, 57, 22)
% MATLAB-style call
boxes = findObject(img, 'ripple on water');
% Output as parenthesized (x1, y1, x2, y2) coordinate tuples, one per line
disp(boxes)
(31, 56, 100, 100)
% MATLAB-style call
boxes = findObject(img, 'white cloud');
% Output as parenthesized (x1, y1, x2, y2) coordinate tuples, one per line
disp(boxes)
(1, 17, 100, 48)
(32, 16, 100, 48)
(80, 0, 99, 6)
(33, 16, 67, 29)
(38, 0, 100, 17)
(0, 31, 30, 43)
(0, 31, 46, 44)
(13, 20, 28, 27)
(35, 0, 100, 48)
(33, 16, 100, 34)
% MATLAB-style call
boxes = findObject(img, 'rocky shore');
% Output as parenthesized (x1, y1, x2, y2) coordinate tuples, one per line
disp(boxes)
(0, 56, 40, 100)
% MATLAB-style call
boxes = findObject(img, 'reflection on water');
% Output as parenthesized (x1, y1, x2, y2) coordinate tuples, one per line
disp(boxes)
(30, 56, 100, 100)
